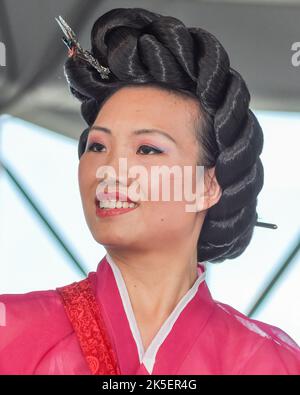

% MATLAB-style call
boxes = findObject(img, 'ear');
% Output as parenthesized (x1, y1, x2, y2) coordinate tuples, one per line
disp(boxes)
(201, 166, 222, 211)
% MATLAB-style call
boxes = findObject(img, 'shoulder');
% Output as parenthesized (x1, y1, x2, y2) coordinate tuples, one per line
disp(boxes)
(0, 287, 74, 374)
(211, 300, 300, 374)
(0, 287, 71, 327)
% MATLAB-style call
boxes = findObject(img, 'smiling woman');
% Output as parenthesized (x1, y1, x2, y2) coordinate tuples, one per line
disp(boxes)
(77, 85, 218, 254)
(0, 7, 300, 375)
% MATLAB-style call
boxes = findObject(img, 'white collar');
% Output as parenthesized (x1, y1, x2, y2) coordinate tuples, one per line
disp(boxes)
(105, 252, 206, 374)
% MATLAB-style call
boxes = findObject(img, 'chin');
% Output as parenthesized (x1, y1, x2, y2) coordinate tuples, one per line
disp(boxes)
(91, 231, 135, 248)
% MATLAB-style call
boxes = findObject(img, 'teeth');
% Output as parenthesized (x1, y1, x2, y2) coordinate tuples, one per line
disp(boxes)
(99, 200, 137, 209)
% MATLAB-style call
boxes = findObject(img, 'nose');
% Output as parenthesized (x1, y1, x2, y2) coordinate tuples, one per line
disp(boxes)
(96, 147, 132, 191)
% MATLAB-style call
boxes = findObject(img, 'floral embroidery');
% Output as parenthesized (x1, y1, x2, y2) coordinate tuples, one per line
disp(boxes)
(56, 277, 120, 375)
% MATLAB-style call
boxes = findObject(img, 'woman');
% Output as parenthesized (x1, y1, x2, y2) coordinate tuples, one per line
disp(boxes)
(0, 7, 300, 375)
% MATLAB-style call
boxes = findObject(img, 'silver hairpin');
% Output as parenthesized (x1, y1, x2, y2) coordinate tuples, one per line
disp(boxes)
(55, 15, 110, 80)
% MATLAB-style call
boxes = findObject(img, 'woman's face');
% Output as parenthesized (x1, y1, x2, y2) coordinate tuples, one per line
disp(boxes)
(78, 86, 221, 253)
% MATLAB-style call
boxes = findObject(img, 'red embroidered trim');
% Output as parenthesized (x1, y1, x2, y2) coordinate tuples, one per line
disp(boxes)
(57, 277, 121, 375)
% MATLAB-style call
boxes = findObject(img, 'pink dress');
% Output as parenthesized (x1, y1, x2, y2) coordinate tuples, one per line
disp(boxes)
(0, 253, 300, 375)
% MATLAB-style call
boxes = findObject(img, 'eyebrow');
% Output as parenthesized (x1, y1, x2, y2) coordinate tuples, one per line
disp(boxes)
(89, 125, 177, 145)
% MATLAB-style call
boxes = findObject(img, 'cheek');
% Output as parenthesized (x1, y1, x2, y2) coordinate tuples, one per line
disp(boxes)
(140, 167, 198, 224)
(142, 200, 194, 239)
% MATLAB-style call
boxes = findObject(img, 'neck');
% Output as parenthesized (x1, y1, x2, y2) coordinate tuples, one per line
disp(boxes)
(105, 248, 199, 323)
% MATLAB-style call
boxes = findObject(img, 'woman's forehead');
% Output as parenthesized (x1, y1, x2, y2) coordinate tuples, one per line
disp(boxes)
(93, 87, 199, 136)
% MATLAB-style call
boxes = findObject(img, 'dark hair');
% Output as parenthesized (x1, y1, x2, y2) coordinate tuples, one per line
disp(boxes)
(63, 7, 264, 263)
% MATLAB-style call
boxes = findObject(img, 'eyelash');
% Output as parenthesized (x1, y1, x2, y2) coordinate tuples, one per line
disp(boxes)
(86, 143, 164, 155)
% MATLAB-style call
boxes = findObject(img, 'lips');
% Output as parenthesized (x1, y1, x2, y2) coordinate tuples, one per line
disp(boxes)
(94, 190, 139, 218)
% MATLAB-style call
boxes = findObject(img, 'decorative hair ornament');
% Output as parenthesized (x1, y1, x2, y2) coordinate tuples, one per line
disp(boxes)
(255, 221, 277, 229)
(55, 15, 111, 80)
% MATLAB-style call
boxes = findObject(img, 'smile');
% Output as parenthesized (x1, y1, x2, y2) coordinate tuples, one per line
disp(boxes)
(95, 198, 139, 218)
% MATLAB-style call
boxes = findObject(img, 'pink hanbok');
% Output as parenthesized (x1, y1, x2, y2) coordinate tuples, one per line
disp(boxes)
(0, 253, 300, 375)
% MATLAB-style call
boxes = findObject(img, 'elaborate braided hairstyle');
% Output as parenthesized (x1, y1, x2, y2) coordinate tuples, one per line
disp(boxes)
(63, 7, 264, 264)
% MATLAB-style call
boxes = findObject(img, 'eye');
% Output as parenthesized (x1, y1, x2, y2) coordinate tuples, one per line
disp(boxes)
(137, 145, 164, 155)
(86, 142, 106, 153)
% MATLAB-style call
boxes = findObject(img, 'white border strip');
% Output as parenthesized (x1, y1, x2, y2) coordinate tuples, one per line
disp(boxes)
(105, 253, 145, 362)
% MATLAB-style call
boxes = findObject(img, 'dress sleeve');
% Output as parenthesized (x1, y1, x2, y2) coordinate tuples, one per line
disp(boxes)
(236, 337, 300, 375)
(0, 290, 73, 374)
